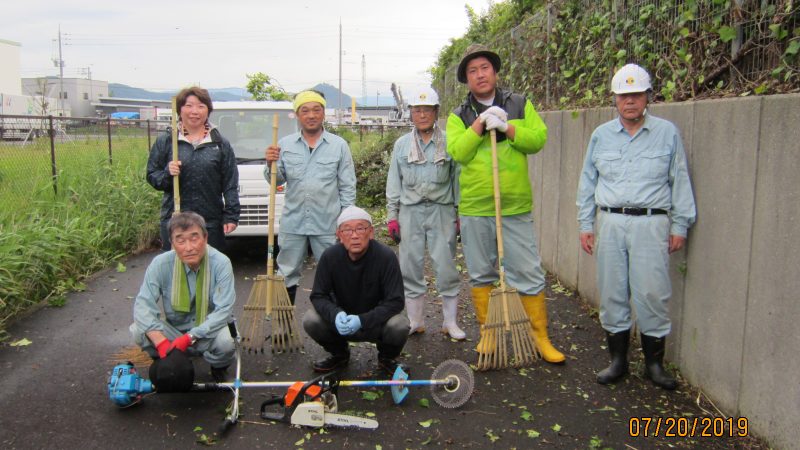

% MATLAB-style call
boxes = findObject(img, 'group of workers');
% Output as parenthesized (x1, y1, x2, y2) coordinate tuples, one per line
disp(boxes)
(133, 44, 696, 392)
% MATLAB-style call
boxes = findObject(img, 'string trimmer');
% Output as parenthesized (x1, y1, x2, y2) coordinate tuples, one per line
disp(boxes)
(107, 323, 474, 433)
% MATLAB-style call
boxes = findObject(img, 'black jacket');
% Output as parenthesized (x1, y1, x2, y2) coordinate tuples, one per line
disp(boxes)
(146, 128, 240, 226)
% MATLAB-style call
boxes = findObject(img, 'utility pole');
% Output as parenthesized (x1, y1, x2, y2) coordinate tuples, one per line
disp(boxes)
(81, 66, 93, 102)
(361, 54, 367, 105)
(338, 19, 343, 124)
(56, 25, 65, 115)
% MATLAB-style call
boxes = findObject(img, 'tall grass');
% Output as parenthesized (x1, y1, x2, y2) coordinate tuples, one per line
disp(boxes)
(0, 138, 160, 338)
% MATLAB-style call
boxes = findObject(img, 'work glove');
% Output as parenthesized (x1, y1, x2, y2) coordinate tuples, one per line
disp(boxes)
(344, 314, 362, 335)
(171, 333, 193, 353)
(387, 219, 401, 244)
(479, 106, 508, 123)
(335, 311, 350, 335)
(156, 339, 172, 359)
(455, 216, 461, 237)
(484, 114, 509, 133)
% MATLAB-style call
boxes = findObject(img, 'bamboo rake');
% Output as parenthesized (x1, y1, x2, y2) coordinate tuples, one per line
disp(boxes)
(476, 130, 540, 370)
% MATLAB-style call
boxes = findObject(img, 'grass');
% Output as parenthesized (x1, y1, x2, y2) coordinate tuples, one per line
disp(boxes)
(0, 135, 160, 339)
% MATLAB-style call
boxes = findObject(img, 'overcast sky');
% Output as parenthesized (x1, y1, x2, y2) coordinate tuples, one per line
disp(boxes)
(3, 0, 493, 100)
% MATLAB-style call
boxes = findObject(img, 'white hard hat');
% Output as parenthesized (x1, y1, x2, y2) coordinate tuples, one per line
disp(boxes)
(407, 87, 440, 107)
(611, 64, 652, 94)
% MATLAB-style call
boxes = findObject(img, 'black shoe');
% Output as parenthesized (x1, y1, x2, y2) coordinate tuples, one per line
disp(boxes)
(313, 353, 350, 373)
(640, 333, 678, 390)
(211, 365, 230, 382)
(597, 329, 630, 385)
(377, 357, 409, 377)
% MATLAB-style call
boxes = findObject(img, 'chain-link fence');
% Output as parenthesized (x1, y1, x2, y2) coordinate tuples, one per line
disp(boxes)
(438, 0, 800, 112)
(0, 115, 157, 212)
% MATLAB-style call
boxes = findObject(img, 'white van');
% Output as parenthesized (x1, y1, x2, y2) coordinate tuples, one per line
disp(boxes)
(211, 101, 297, 238)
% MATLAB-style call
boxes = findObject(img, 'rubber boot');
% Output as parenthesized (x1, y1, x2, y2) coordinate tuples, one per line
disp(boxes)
(441, 295, 466, 340)
(640, 333, 678, 390)
(471, 286, 494, 354)
(286, 285, 298, 306)
(521, 293, 566, 364)
(405, 295, 425, 335)
(596, 329, 630, 384)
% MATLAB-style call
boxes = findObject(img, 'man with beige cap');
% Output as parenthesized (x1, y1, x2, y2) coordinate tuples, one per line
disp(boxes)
(303, 206, 410, 375)
(265, 90, 357, 304)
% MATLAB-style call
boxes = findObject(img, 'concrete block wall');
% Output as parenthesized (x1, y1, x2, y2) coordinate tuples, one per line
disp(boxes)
(530, 94, 800, 450)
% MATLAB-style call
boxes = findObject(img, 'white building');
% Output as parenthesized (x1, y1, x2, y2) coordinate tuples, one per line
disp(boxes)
(0, 39, 22, 95)
(22, 77, 108, 118)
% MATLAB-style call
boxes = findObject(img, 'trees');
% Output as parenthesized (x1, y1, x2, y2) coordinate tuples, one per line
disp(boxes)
(245, 72, 290, 101)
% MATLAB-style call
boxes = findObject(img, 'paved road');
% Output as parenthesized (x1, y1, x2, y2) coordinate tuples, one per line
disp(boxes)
(0, 241, 767, 449)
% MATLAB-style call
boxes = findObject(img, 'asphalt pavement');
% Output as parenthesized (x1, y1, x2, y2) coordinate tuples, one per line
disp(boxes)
(0, 240, 768, 449)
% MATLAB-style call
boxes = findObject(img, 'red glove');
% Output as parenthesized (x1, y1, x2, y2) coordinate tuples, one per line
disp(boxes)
(455, 217, 461, 236)
(171, 333, 193, 353)
(155, 339, 171, 359)
(387, 220, 401, 244)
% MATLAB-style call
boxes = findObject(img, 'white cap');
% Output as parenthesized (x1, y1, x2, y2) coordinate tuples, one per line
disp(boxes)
(337, 206, 372, 227)
(407, 87, 440, 107)
(611, 64, 652, 94)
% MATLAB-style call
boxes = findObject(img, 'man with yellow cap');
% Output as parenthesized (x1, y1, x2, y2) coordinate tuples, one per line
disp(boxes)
(577, 64, 696, 389)
(265, 90, 357, 304)
(446, 44, 565, 364)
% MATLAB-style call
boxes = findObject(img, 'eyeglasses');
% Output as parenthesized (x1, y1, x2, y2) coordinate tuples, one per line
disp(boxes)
(339, 225, 371, 236)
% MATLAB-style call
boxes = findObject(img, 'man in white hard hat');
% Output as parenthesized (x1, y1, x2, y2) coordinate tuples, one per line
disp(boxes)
(576, 63, 697, 390)
(447, 44, 565, 363)
(385, 86, 465, 340)
(304, 206, 410, 375)
(265, 90, 357, 304)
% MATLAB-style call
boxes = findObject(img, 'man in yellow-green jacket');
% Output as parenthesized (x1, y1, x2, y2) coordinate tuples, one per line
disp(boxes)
(446, 44, 564, 364)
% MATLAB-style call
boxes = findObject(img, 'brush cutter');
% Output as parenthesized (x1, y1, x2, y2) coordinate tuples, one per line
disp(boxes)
(476, 129, 540, 371)
(108, 321, 474, 434)
(241, 114, 302, 353)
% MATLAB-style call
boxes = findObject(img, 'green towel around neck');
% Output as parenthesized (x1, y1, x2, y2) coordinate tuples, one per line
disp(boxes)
(170, 248, 211, 326)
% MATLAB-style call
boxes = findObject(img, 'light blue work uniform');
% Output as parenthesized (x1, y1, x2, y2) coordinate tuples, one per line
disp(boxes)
(386, 130, 459, 298)
(130, 246, 235, 367)
(576, 113, 696, 337)
(267, 130, 357, 288)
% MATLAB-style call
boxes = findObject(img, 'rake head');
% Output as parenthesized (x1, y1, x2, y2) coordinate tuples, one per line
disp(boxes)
(240, 274, 270, 353)
(476, 287, 540, 370)
(268, 275, 303, 353)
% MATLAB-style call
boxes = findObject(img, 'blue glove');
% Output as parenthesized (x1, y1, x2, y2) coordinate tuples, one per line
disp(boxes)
(335, 311, 349, 335)
(344, 314, 362, 335)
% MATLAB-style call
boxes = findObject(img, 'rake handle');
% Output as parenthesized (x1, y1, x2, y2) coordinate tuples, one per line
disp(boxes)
(489, 130, 505, 290)
(266, 115, 279, 314)
(171, 96, 180, 214)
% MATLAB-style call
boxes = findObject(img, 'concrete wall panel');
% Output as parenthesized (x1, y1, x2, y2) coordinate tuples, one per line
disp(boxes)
(679, 97, 760, 413)
(555, 110, 584, 288)
(533, 112, 560, 254)
(537, 112, 563, 272)
(649, 102, 696, 361)
(739, 94, 800, 450)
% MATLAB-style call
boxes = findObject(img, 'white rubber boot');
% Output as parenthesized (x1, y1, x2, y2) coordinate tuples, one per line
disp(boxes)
(405, 295, 426, 335)
(441, 295, 466, 340)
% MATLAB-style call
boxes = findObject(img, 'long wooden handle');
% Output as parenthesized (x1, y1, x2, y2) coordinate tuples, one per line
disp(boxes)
(489, 129, 506, 290)
(266, 114, 279, 275)
(171, 97, 180, 214)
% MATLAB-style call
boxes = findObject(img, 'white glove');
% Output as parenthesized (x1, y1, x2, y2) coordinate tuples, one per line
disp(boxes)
(479, 106, 508, 123)
(484, 114, 508, 133)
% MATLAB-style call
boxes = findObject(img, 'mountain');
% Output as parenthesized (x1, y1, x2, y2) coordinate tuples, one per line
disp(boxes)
(108, 84, 249, 102)
(310, 83, 353, 109)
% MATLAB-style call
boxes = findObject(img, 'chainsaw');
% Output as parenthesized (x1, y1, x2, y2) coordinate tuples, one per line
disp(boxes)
(260, 373, 378, 429)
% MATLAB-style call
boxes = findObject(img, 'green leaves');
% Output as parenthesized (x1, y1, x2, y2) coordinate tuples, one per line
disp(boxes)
(718, 25, 737, 42)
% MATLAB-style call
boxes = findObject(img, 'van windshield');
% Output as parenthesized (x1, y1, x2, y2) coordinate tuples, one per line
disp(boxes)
(212, 109, 295, 163)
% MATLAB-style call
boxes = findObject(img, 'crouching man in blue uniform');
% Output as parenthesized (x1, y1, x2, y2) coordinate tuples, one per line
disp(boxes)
(130, 212, 236, 384)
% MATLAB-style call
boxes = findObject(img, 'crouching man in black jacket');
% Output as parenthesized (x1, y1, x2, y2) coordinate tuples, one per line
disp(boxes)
(303, 206, 410, 375)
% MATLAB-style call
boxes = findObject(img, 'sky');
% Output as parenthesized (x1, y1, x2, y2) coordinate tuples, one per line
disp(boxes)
(3, 0, 494, 102)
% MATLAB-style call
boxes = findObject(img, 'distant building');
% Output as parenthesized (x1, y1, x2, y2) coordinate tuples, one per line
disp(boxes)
(0, 39, 22, 95)
(22, 77, 109, 117)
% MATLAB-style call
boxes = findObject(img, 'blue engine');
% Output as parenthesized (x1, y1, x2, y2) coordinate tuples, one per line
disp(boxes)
(108, 363, 154, 407)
